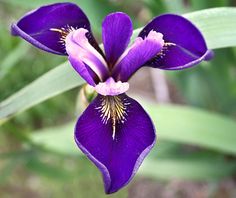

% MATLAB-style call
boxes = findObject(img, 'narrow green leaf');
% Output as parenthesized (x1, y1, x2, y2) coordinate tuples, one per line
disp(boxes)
(0, 62, 84, 123)
(139, 157, 236, 180)
(184, 7, 236, 49)
(31, 123, 79, 155)
(189, 0, 230, 10)
(26, 158, 71, 179)
(143, 103, 236, 155)
(0, 41, 30, 80)
(163, 0, 186, 13)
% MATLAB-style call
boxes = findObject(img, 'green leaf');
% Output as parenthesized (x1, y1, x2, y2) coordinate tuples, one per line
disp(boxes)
(184, 7, 236, 49)
(26, 157, 71, 179)
(143, 103, 236, 155)
(162, 0, 186, 13)
(0, 62, 84, 124)
(30, 123, 79, 156)
(189, 0, 230, 10)
(30, 103, 236, 155)
(0, 41, 30, 80)
(139, 157, 236, 180)
(1, 8, 236, 122)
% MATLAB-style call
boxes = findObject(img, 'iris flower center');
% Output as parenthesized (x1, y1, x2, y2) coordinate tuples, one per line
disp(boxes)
(50, 25, 77, 46)
(94, 77, 129, 96)
(96, 94, 130, 139)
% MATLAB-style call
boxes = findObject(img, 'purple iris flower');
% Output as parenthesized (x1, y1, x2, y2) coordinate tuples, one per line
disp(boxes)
(11, 2, 213, 194)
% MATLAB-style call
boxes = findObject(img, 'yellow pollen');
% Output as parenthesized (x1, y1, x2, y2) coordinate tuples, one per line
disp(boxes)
(96, 96, 130, 140)
(156, 42, 176, 58)
(50, 25, 77, 46)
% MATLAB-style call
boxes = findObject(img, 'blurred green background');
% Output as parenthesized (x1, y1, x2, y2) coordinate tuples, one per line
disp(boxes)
(0, 0, 236, 197)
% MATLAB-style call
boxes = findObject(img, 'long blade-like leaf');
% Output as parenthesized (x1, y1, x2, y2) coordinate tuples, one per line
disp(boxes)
(184, 7, 236, 49)
(0, 41, 30, 80)
(31, 122, 78, 155)
(144, 104, 236, 155)
(139, 157, 236, 180)
(0, 63, 84, 123)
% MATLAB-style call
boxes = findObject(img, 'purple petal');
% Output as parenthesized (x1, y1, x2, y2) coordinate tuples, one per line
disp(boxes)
(67, 56, 96, 86)
(102, 12, 133, 66)
(112, 31, 164, 81)
(11, 3, 91, 55)
(65, 29, 109, 84)
(75, 94, 156, 193)
(139, 14, 213, 70)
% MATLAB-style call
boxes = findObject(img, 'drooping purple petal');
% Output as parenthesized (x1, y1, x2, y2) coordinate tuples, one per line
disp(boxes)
(112, 31, 164, 82)
(102, 12, 133, 67)
(75, 94, 156, 194)
(11, 3, 91, 55)
(65, 29, 109, 84)
(139, 14, 213, 70)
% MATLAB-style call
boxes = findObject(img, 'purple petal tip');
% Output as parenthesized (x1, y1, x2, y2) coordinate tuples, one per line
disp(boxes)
(204, 50, 214, 61)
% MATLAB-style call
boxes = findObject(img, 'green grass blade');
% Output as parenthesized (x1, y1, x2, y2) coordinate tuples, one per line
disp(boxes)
(26, 157, 71, 179)
(31, 123, 79, 156)
(184, 7, 236, 49)
(144, 103, 236, 155)
(0, 62, 84, 124)
(139, 157, 236, 180)
(0, 41, 30, 80)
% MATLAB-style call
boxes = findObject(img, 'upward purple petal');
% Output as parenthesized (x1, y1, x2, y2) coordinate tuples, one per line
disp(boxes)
(75, 94, 156, 193)
(65, 29, 109, 84)
(112, 30, 164, 81)
(102, 12, 133, 67)
(11, 3, 91, 55)
(139, 14, 213, 70)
